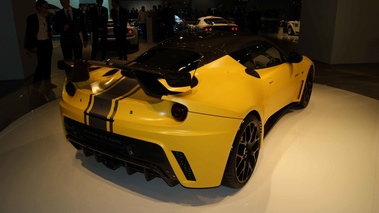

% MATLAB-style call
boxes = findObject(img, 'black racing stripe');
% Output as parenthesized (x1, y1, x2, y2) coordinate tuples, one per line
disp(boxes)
(108, 86, 141, 132)
(109, 101, 118, 132)
(87, 77, 139, 131)
(117, 85, 141, 101)
(84, 77, 124, 126)
(88, 114, 110, 130)
(97, 77, 138, 99)
(88, 96, 113, 130)
(84, 94, 94, 125)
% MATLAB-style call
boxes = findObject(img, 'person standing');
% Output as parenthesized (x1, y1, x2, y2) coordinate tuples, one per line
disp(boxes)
(54, 0, 88, 60)
(24, 0, 56, 93)
(110, 0, 128, 60)
(90, 0, 108, 60)
(159, 0, 175, 41)
(137, 6, 147, 40)
(150, 5, 159, 42)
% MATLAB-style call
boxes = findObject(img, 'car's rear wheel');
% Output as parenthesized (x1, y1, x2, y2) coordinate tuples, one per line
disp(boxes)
(222, 115, 261, 189)
(298, 68, 314, 108)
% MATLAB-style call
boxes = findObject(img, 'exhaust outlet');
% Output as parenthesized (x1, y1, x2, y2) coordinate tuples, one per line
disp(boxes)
(101, 156, 122, 170)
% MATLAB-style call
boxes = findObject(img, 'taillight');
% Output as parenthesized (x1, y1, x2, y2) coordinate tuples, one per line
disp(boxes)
(232, 27, 238, 31)
(127, 29, 133, 35)
(204, 27, 212, 32)
(171, 103, 188, 121)
(65, 81, 76, 96)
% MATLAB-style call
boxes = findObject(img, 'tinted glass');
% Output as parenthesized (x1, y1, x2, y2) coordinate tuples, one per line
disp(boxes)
(135, 48, 202, 73)
(204, 18, 228, 25)
(230, 42, 283, 69)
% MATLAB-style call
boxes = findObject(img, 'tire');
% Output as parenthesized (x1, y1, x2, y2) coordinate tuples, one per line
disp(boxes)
(222, 115, 261, 189)
(298, 68, 314, 108)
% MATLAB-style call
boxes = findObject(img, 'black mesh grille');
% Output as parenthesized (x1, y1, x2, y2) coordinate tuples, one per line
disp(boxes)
(172, 151, 196, 181)
(63, 117, 179, 186)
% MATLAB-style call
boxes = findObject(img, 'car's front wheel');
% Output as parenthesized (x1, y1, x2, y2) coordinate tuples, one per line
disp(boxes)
(298, 68, 314, 108)
(222, 115, 261, 189)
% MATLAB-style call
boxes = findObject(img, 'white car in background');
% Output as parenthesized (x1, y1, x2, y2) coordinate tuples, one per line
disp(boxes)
(187, 16, 239, 32)
(287, 20, 300, 35)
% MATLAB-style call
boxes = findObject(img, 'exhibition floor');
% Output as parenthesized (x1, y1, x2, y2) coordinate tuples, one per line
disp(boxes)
(0, 36, 379, 213)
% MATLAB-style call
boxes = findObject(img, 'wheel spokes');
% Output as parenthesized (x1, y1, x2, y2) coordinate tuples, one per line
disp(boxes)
(303, 71, 314, 103)
(304, 78, 313, 102)
(235, 121, 260, 183)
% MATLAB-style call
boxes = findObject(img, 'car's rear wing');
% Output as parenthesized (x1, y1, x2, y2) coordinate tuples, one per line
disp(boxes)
(57, 60, 194, 98)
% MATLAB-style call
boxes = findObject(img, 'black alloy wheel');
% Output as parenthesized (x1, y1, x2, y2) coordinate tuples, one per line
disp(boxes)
(299, 68, 314, 108)
(222, 115, 261, 189)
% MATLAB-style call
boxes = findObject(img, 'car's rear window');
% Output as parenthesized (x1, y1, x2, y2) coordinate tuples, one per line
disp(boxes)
(204, 18, 228, 25)
(135, 48, 202, 73)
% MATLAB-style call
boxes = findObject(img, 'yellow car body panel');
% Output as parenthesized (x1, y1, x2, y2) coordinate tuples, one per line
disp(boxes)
(59, 33, 314, 188)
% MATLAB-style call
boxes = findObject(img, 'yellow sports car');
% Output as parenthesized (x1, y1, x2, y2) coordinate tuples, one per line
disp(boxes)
(58, 32, 314, 189)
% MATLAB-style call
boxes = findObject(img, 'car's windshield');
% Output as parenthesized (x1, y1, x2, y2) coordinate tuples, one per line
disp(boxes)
(135, 47, 202, 73)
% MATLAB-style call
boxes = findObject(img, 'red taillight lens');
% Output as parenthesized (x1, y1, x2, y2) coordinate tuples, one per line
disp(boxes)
(232, 27, 238, 31)
(127, 29, 133, 35)
(171, 103, 188, 121)
(204, 27, 212, 32)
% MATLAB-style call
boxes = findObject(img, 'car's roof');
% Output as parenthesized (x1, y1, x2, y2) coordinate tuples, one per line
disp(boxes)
(199, 16, 224, 20)
(153, 32, 270, 65)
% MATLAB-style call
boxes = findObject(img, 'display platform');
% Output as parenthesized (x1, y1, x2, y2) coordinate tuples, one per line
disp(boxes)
(0, 84, 378, 213)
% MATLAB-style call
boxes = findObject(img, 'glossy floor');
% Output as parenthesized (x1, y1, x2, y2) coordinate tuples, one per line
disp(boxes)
(0, 84, 378, 213)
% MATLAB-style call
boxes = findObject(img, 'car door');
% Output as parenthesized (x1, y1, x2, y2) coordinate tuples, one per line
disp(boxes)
(250, 42, 300, 117)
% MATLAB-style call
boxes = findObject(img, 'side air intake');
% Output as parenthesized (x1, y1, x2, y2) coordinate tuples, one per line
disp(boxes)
(172, 151, 196, 181)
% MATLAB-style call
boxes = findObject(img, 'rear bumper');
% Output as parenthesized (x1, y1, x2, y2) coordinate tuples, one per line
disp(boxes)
(64, 117, 179, 186)
(60, 99, 242, 188)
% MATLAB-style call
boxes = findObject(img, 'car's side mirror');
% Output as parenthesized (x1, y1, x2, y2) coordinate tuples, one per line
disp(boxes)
(287, 52, 303, 63)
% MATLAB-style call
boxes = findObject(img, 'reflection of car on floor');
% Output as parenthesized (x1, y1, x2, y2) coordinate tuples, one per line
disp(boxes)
(287, 20, 300, 35)
(58, 32, 315, 189)
(187, 16, 239, 32)
(92, 20, 139, 52)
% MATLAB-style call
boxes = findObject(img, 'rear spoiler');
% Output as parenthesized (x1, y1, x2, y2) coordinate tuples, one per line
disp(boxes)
(57, 60, 195, 98)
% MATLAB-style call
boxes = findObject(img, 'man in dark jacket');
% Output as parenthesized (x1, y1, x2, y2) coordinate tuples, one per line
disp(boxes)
(54, 0, 88, 59)
(24, 0, 56, 92)
(159, 0, 175, 41)
(90, 0, 108, 60)
(110, 0, 128, 60)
